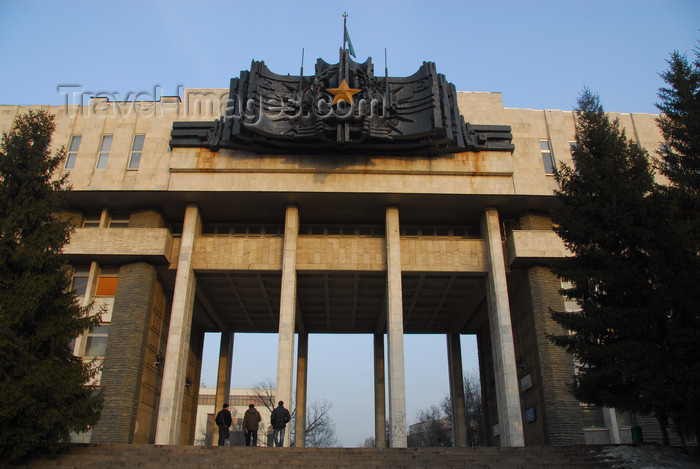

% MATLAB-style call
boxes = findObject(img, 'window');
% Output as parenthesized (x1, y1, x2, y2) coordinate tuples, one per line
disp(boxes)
(65, 136, 81, 169)
(95, 266, 119, 296)
(540, 140, 556, 175)
(84, 324, 110, 358)
(129, 134, 145, 170)
(580, 404, 605, 428)
(83, 212, 101, 228)
(71, 265, 91, 296)
(616, 410, 633, 428)
(96, 135, 112, 169)
(108, 212, 130, 228)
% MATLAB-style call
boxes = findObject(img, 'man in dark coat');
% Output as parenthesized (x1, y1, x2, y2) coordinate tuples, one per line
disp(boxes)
(215, 403, 232, 446)
(270, 400, 291, 447)
(242, 403, 262, 446)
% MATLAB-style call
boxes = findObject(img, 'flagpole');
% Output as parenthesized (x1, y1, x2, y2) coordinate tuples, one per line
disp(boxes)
(343, 12, 348, 52)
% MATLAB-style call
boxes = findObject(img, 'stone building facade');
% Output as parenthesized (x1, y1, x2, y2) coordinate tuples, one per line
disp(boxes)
(0, 72, 665, 447)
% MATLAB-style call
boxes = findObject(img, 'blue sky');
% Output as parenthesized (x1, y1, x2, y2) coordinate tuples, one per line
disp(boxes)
(1, 0, 698, 447)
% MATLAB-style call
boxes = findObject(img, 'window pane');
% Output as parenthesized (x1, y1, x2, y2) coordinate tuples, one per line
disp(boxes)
(89, 324, 110, 335)
(97, 153, 109, 169)
(109, 213, 129, 228)
(128, 152, 141, 169)
(581, 405, 605, 428)
(616, 411, 633, 427)
(95, 276, 118, 296)
(71, 276, 88, 296)
(100, 266, 120, 275)
(74, 265, 91, 275)
(131, 134, 145, 151)
(69, 136, 81, 152)
(65, 153, 77, 169)
(542, 153, 556, 174)
(85, 336, 108, 357)
(539, 140, 551, 151)
(99, 135, 113, 152)
(83, 212, 101, 227)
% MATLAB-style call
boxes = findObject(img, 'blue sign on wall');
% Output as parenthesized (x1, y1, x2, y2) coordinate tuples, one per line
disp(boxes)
(525, 406, 537, 423)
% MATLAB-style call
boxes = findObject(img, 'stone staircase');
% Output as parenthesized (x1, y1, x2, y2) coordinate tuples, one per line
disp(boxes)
(3, 444, 628, 468)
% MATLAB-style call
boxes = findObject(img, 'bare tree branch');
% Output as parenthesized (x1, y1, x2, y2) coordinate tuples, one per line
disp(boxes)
(252, 378, 276, 414)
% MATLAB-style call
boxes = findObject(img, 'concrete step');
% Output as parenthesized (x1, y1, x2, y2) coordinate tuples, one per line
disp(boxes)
(4, 444, 629, 469)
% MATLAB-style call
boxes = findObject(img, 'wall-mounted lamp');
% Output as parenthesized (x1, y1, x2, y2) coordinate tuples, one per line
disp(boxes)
(154, 354, 163, 369)
(185, 377, 192, 390)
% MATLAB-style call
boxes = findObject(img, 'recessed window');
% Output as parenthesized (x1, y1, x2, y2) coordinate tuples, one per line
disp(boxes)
(540, 140, 556, 175)
(83, 212, 102, 228)
(128, 134, 145, 170)
(84, 324, 110, 358)
(96, 135, 112, 169)
(95, 266, 119, 297)
(108, 212, 130, 228)
(71, 265, 91, 296)
(65, 136, 81, 169)
(580, 404, 605, 428)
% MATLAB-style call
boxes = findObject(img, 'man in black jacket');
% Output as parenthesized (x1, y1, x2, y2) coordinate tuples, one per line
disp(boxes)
(215, 403, 232, 446)
(270, 400, 291, 447)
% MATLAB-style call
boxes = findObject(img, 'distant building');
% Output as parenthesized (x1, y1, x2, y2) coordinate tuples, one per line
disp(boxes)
(0, 50, 673, 447)
(194, 386, 272, 446)
(408, 418, 453, 447)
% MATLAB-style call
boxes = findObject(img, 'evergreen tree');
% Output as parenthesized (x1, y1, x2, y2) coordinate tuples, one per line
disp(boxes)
(550, 90, 676, 442)
(0, 110, 102, 460)
(657, 48, 700, 193)
(655, 48, 700, 443)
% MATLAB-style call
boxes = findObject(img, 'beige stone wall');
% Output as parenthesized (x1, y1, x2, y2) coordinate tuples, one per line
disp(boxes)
(296, 236, 385, 271)
(504, 230, 569, 268)
(190, 235, 488, 274)
(400, 238, 487, 273)
(0, 92, 664, 199)
(193, 237, 283, 271)
(63, 228, 172, 262)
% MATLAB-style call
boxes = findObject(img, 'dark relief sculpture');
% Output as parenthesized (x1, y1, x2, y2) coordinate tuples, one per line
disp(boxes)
(170, 50, 514, 155)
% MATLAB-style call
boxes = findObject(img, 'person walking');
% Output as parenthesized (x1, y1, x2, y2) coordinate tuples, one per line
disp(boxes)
(215, 403, 232, 446)
(270, 400, 291, 447)
(243, 403, 262, 446)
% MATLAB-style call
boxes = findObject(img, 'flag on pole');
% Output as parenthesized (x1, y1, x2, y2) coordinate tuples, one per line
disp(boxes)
(344, 24, 356, 58)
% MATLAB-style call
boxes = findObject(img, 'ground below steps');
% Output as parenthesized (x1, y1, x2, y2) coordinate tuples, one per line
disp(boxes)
(4, 443, 699, 469)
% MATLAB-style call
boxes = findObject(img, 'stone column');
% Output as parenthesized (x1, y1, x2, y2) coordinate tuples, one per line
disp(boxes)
(373, 333, 387, 448)
(155, 204, 201, 445)
(481, 208, 524, 446)
(602, 407, 622, 444)
(214, 332, 234, 445)
(275, 205, 299, 447)
(476, 329, 494, 446)
(295, 332, 309, 447)
(447, 333, 468, 447)
(385, 206, 407, 447)
(91, 262, 158, 443)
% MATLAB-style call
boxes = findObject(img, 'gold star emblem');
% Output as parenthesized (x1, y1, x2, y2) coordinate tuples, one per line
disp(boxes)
(327, 79, 361, 105)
